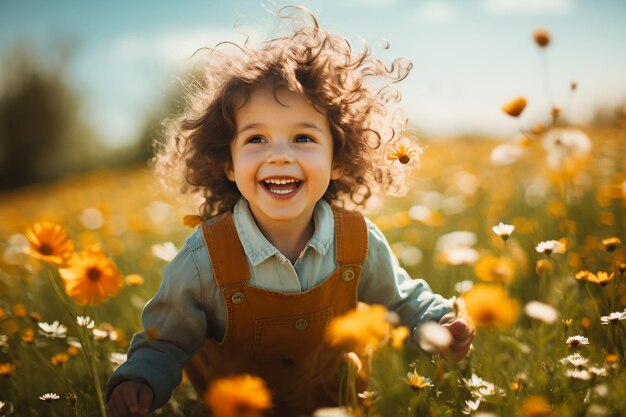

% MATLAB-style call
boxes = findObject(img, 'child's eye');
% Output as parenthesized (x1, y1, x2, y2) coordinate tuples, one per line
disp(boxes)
(294, 135, 314, 143)
(246, 136, 266, 144)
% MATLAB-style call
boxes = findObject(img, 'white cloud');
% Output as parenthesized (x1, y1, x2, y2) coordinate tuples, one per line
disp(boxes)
(414, 1, 457, 24)
(483, 0, 573, 15)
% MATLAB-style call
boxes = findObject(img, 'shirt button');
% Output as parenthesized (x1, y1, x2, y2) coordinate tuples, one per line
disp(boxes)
(341, 268, 355, 282)
(231, 292, 245, 304)
(294, 319, 308, 330)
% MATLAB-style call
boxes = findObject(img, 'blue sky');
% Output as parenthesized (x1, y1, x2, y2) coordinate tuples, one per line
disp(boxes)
(1, 0, 625, 146)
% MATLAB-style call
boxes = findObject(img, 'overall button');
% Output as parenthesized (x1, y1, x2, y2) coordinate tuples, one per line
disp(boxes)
(294, 318, 308, 330)
(281, 358, 295, 367)
(341, 268, 355, 282)
(231, 292, 245, 304)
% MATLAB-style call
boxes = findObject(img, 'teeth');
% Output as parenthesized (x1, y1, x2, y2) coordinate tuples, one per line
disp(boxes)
(269, 189, 294, 195)
(263, 178, 300, 185)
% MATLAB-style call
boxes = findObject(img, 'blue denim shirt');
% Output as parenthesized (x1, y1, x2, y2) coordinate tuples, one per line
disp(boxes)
(106, 198, 451, 409)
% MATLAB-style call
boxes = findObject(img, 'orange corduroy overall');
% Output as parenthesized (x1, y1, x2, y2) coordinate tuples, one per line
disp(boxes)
(185, 206, 368, 416)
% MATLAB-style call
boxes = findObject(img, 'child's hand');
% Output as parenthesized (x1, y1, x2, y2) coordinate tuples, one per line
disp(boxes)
(108, 381, 153, 417)
(440, 317, 475, 362)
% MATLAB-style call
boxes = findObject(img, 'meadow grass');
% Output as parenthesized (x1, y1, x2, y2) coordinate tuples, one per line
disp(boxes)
(0, 124, 625, 416)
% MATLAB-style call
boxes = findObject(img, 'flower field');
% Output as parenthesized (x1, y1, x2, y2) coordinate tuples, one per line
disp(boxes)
(0, 120, 625, 416)
(1, 26, 626, 417)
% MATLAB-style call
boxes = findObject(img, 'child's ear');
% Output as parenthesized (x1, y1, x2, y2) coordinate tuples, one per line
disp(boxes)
(330, 162, 343, 180)
(224, 163, 236, 182)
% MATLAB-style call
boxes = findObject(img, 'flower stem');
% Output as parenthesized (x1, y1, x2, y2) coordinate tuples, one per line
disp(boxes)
(610, 253, 618, 313)
(45, 266, 75, 322)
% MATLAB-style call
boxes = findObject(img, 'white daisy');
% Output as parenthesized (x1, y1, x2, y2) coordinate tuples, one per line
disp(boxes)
(462, 399, 481, 415)
(589, 366, 608, 377)
(92, 328, 110, 340)
(560, 353, 588, 368)
(524, 301, 558, 324)
(37, 321, 67, 339)
(566, 335, 589, 348)
(151, 242, 178, 262)
(463, 374, 505, 398)
(38, 393, 60, 402)
(566, 369, 591, 380)
(535, 240, 566, 255)
(109, 352, 127, 367)
(442, 247, 480, 265)
(542, 128, 592, 170)
(417, 321, 452, 352)
(490, 142, 526, 166)
(76, 316, 95, 328)
(600, 311, 626, 325)
(492, 222, 515, 241)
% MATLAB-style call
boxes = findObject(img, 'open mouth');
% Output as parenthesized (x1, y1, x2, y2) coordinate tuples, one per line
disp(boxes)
(261, 178, 302, 195)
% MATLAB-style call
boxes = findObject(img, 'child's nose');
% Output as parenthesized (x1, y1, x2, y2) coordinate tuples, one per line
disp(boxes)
(267, 140, 294, 164)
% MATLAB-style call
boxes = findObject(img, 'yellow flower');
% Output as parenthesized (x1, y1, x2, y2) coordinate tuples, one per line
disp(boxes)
(29, 311, 42, 322)
(533, 29, 551, 48)
(520, 395, 551, 417)
(21, 328, 34, 344)
(501, 96, 527, 117)
(474, 256, 515, 283)
(586, 271, 614, 287)
(58, 245, 124, 306)
(11, 304, 27, 318)
(0, 362, 17, 376)
(535, 259, 553, 275)
(401, 366, 433, 391)
(51, 353, 70, 366)
(204, 374, 272, 417)
(67, 345, 81, 357)
(125, 274, 144, 286)
(601, 237, 621, 252)
(325, 303, 392, 354)
(24, 222, 74, 265)
(183, 214, 204, 228)
(462, 284, 519, 328)
(387, 142, 419, 165)
(575, 270, 591, 282)
(390, 326, 410, 349)
(532, 121, 544, 135)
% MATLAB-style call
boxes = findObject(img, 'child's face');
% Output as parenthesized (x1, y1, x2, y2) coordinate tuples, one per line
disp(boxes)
(227, 85, 342, 229)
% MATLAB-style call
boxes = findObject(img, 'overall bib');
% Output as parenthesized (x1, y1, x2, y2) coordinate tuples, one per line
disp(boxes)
(185, 206, 368, 416)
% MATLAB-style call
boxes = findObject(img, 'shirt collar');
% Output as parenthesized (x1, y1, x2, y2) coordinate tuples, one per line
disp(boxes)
(232, 198, 334, 266)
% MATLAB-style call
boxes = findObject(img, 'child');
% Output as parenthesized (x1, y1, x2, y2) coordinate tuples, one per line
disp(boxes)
(106, 7, 474, 417)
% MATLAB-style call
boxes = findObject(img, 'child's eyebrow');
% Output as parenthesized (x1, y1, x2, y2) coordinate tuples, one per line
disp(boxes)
(236, 122, 325, 136)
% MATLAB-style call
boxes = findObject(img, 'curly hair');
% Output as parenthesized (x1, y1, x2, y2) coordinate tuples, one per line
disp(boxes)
(153, 6, 415, 218)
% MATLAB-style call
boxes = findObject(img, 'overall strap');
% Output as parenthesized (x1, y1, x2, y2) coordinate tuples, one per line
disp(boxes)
(201, 212, 249, 288)
(331, 206, 368, 265)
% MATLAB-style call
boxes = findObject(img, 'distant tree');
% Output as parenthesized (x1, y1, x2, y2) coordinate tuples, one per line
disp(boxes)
(130, 74, 190, 164)
(0, 45, 103, 189)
